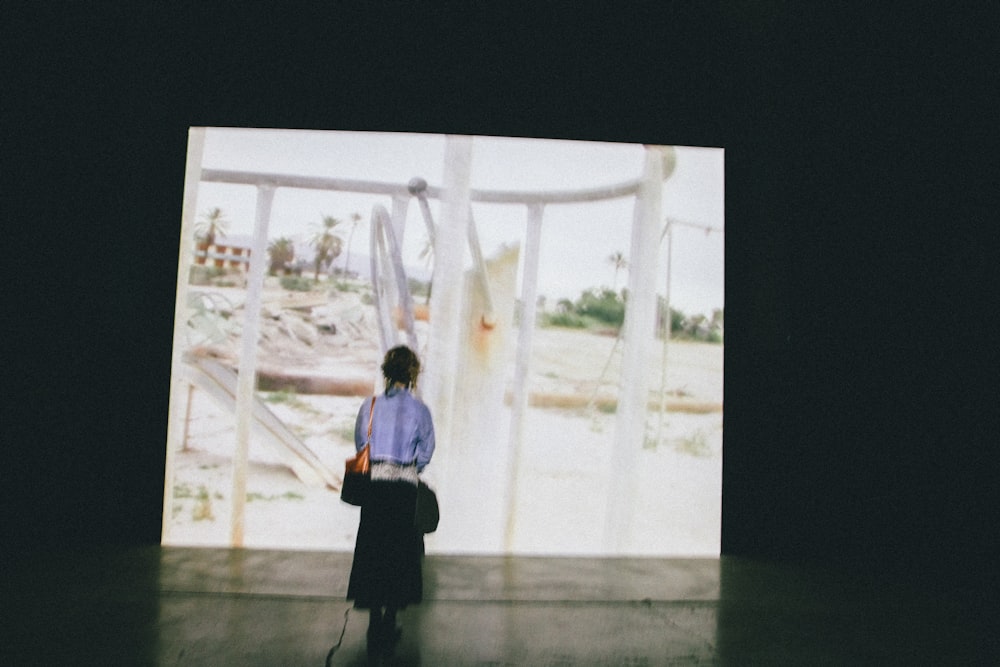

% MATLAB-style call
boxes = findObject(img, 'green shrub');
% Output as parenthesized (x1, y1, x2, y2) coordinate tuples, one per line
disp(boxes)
(575, 288, 625, 326)
(331, 279, 361, 293)
(676, 431, 712, 458)
(543, 311, 588, 328)
(248, 491, 305, 502)
(280, 275, 315, 292)
(189, 265, 227, 286)
(670, 308, 685, 334)
(408, 278, 431, 299)
(263, 389, 297, 404)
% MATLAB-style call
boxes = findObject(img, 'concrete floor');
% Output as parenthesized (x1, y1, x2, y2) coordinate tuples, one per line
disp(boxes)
(1, 546, 994, 665)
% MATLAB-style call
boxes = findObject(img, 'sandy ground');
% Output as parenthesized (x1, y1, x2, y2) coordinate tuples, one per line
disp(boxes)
(164, 283, 722, 556)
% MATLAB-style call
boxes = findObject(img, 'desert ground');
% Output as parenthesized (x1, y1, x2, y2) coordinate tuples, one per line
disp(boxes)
(163, 279, 723, 556)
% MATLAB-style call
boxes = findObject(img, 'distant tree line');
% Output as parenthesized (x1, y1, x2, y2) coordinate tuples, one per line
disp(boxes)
(540, 287, 723, 343)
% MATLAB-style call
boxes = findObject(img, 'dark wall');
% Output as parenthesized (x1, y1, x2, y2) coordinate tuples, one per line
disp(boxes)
(3, 5, 995, 596)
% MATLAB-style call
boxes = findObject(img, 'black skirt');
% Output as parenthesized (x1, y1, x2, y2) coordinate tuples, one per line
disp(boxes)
(346, 480, 423, 610)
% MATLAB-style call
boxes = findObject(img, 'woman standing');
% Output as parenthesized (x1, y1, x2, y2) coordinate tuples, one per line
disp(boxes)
(347, 345, 435, 647)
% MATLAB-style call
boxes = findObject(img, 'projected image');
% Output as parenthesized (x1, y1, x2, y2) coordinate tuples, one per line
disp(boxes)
(162, 129, 724, 556)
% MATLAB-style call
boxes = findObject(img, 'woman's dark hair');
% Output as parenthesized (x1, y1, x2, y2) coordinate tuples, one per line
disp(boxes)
(381, 345, 421, 388)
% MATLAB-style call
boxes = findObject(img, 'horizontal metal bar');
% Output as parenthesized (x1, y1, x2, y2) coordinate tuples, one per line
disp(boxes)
(201, 168, 644, 206)
(469, 179, 643, 204)
(201, 169, 410, 196)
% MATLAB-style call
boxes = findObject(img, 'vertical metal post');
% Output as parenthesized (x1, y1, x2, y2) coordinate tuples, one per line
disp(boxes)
(230, 183, 276, 547)
(657, 220, 674, 442)
(606, 146, 663, 553)
(182, 384, 194, 452)
(162, 127, 206, 545)
(422, 135, 473, 517)
(504, 203, 545, 549)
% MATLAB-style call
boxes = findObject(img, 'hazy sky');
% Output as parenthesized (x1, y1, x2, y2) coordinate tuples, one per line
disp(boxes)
(191, 128, 724, 314)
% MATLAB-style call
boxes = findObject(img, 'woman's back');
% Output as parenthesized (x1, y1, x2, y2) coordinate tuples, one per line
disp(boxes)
(357, 387, 435, 471)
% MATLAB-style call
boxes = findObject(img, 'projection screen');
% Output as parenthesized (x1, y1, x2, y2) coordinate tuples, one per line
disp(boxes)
(162, 128, 724, 556)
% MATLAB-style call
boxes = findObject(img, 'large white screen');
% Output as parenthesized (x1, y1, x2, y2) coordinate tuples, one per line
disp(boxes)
(162, 129, 723, 556)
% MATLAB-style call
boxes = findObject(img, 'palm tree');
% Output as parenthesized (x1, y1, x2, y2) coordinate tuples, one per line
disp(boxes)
(194, 207, 229, 246)
(686, 313, 708, 339)
(193, 207, 229, 265)
(309, 215, 343, 280)
(267, 237, 295, 275)
(608, 251, 628, 289)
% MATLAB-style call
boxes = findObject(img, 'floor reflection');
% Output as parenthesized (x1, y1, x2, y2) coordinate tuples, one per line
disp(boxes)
(8, 546, 986, 665)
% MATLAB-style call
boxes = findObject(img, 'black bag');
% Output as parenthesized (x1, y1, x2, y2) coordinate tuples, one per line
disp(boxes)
(341, 397, 375, 507)
(415, 480, 439, 534)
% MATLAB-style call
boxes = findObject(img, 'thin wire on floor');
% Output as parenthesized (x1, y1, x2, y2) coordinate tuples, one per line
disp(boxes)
(325, 606, 352, 666)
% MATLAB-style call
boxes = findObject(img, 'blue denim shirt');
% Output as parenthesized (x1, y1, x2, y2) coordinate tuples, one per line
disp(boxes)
(355, 387, 435, 472)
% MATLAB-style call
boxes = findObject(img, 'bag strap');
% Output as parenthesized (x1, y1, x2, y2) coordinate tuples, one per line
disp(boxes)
(365, 396, 376, 444)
